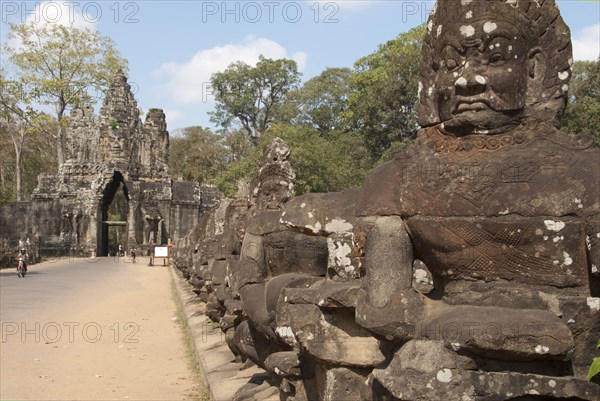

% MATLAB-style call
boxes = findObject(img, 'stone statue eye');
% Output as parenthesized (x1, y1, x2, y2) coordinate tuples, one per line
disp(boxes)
(446, 59, 458, 70)
(490, 53, 505, 64)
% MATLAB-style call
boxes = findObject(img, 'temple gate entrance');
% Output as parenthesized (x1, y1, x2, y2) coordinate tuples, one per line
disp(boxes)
(97, 171, 129, 256)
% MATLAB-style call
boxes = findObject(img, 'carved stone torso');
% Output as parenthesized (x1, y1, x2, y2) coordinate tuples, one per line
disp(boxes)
(359, 125, 600, 295)
(360, 125, 599, 217)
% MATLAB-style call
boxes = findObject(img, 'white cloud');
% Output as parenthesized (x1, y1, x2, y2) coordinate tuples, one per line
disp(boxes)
(292, 51, 309, 71)
(5, 1, 96, 49)
(572, 24, 600, 61)
(156, 36, 308, 105)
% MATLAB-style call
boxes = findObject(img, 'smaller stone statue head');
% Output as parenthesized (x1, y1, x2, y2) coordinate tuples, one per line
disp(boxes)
(250, 138, 295, 213)
(418, 0, 572, 136)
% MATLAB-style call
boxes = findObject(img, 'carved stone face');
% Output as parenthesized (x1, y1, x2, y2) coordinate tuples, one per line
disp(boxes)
(434, 18, 530, 135)
(419, 0, 572, 131)
(258, 180, 288, 210)
(108, 129, 126, 159)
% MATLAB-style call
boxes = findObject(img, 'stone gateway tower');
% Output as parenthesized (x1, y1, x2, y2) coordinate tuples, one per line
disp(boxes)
(0, 71, 216, 261)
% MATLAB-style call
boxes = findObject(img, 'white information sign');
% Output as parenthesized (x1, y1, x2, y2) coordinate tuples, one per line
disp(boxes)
(154, 246, 169, 258)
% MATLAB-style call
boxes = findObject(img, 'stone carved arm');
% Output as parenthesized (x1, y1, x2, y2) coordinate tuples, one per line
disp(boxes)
(355, 216, 424, 341)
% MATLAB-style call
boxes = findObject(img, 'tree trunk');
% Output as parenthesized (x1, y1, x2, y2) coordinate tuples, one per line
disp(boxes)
(55, 105, 66, 168)
(15, 150, 21, 201)
(12, 128, 23, 202)
(55, 116, 64, 168)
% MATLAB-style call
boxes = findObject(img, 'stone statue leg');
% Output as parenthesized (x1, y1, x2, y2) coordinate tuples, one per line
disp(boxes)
(356, 216, 423, 341)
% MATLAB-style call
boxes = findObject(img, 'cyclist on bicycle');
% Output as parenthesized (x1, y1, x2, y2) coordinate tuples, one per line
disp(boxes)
(16, 249, 28, 276)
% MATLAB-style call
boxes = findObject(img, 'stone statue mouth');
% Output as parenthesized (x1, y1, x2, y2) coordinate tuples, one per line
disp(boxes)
(454, 99, 490, 113)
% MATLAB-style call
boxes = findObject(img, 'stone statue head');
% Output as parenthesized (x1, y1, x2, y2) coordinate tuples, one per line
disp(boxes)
(418, 0, 572, 136)
(250, 138, 295, 212)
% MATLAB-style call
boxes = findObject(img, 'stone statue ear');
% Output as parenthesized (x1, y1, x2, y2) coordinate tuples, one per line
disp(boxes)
(528, 47, 543, 78)
(526, 47, 544, 105)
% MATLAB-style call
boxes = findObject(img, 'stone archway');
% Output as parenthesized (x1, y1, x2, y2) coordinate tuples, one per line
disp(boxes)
(97, 171, 129, 256)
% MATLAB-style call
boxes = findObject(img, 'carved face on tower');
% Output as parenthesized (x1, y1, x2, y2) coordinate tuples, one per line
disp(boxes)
(108, 127, 127, 159)
(418, 0, 573, 136)
(99, 124, 128, 163)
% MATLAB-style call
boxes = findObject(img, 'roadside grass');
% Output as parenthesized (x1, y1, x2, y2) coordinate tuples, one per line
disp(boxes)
(171, 276, 210, 401)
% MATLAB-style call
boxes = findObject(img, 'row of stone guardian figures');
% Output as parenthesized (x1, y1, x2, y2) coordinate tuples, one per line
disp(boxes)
(174, 0, 600, 399)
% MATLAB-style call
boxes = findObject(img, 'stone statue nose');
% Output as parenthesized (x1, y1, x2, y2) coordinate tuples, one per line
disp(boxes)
(454, 71, 487, 95)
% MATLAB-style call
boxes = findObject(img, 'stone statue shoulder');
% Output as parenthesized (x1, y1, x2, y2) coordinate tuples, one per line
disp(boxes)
(357, 125, 600, 218)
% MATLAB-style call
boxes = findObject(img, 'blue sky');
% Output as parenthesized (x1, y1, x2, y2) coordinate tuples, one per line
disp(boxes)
(1, 0, 599, 133)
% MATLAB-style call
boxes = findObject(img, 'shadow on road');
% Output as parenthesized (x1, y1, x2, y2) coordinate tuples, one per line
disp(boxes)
(0, 269, 44, 277)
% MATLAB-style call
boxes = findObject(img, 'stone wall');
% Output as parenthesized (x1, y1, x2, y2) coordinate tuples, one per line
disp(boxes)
(0, 198, 75, 266)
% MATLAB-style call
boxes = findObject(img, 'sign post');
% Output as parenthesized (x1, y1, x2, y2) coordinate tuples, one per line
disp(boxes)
(153, 245, 169, 266)
(150, 239, 172, 266)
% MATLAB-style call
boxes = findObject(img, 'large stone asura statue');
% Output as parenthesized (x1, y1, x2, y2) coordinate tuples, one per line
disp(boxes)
(174, 0, 600, 399)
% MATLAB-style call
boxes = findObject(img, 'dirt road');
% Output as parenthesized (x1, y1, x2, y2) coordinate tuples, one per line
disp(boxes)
(0, 256, 204, 400)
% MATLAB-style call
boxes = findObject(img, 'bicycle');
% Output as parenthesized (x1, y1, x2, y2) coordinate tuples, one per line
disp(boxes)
(17, 259, 27, 278)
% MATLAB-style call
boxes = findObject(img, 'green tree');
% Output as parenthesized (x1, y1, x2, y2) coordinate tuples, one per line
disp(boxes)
(286, 67, 354, 133)
(170, 127, 255, 186)
(3, 22, 128, 168)
(170, 127, 228, 184)
(223, 129, 256, 163)
(21, 125, 57, 196)
(0, 77, 30, 201)
(346, 24, 426, 161)
(0, 73, 56, 201)
(562, 60, 600, 145)
(0, 108, 57, 203)
(211, 125, 373, 197)
(205, 129, 258, 197)
(211, 149, 261, 197)
(589, 339, 600, 383)
(264, 124, 373, 195)
(210, 56, 301, 146)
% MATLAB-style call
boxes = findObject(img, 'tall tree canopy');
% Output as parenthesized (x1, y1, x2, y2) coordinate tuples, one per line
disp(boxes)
(286, 67, 354, 133)
(346, 24, 426, 161)
(170, 127, 255, 190)
(562, 60, 600, 144)
(210, 56, 301, 145)
(4, 22, 128, 167)
(265, 124, 372, 194)
(207, 124, 373, 197)
(170, 126, 228, 184)
(169, 127, 253, 184)
(0, 70, 57, 202)
(0, 76, 34, 202)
